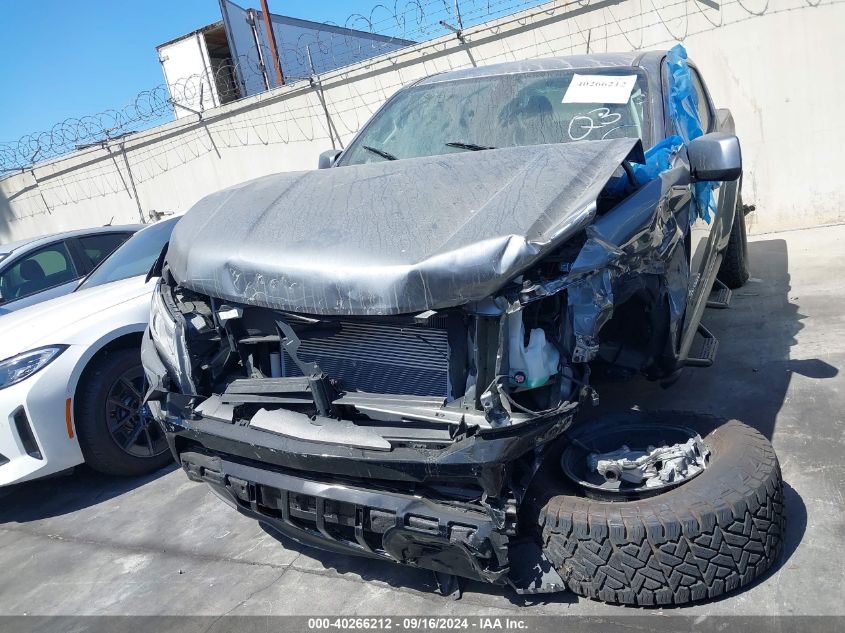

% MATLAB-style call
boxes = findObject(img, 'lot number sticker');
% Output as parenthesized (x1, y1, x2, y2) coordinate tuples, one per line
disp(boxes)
(562, 74, 637, 104)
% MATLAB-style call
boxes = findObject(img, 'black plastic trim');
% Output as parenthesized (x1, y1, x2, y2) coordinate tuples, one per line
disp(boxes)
(12, 407, 42, 460)
(163, 393, 573, 494)
(180, 450, 508, 584)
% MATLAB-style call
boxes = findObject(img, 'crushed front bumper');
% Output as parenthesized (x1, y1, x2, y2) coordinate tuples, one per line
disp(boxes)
(161, 394, 571, 593)
(181, 450, 510, 585)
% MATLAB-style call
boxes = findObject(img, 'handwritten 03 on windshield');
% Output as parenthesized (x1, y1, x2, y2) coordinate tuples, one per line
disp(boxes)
(562, 74, 637, 104)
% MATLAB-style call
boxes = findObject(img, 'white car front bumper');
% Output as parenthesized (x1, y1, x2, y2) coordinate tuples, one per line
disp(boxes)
(0, 345, 86, 487)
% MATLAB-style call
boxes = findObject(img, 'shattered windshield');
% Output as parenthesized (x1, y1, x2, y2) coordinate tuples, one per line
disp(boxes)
(339, 68, 648, 165)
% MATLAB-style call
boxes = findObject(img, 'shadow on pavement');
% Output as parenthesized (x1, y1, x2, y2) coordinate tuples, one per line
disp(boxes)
(0, 463, 177, 523)
(780, 481, 808, 566)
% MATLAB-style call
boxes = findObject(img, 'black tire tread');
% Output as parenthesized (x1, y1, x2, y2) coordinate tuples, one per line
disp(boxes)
(717, 197, 750, 289)
(535, 413, 784, 606)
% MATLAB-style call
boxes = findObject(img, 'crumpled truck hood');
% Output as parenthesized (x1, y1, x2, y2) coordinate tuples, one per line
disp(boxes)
(167, 138, 641, 316)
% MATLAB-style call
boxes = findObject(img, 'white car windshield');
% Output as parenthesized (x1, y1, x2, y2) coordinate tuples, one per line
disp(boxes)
(77, 217, 179, 291)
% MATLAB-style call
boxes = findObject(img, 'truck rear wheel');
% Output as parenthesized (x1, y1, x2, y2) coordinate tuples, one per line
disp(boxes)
(717, 195, 750, 289)
(527, 411, 784, 605)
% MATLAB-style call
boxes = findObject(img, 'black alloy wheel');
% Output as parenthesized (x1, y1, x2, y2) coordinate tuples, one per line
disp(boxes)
(76, 347, 173, 476)
(104, 365, 168, 459)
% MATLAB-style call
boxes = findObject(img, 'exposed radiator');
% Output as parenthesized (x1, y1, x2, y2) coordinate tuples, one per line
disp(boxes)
(281, 321, 450, 397)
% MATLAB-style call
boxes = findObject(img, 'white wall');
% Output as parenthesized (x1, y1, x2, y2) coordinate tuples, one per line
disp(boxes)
(2, 0, 842, 242)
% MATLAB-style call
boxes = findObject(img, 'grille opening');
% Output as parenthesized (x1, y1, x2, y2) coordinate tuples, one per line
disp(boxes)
(13, 408, 42, 460)
(0, 452, 8, 466)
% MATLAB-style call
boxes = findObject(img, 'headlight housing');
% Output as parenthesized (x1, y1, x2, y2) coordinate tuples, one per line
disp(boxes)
(150, 280, 179, 365)
(0, 345, 67, 390)
(148, 280, 194, 393)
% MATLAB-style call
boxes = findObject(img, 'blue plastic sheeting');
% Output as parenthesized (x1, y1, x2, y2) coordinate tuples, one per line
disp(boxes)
(631, 134, 684, 185)
(604, 135, 683, 199)
(666, 43, 716, 223)
(618, 45, 714, 224)
(666, 44, 704, 143)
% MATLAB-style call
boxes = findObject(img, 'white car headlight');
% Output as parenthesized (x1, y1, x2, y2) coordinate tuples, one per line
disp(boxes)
(0, 345, 67, 390)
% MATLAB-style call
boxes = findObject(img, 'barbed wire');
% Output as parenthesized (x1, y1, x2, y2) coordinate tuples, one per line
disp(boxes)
(0, 0, 547, 174)
(1, 0, 831, 178)
(4, 0, 833, 221)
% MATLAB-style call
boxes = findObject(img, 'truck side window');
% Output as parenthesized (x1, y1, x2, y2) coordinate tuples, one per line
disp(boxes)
(689, 69, 713, 133)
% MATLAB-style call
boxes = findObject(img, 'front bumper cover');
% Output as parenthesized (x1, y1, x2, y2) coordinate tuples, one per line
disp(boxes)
(162, 394, 571, 593)
(161, 392, 573, 494)
(181, 450, 510, 585)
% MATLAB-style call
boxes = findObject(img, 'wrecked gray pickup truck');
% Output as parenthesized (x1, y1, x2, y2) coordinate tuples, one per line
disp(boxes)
(142, 47, 784, 605)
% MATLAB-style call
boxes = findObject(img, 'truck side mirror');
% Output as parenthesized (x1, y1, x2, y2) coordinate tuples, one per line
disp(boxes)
(318, 149, 342, 169)
(687, 132, 742, 182)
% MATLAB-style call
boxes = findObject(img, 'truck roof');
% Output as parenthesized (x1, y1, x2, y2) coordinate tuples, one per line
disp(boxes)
(415, 50, 667, 86)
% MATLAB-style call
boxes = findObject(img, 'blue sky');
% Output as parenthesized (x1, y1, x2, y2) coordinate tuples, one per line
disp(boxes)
(0, 0, 372, 143)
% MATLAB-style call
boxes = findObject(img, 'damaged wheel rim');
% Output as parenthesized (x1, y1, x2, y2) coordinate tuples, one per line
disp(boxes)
(560, 421, 711, 500)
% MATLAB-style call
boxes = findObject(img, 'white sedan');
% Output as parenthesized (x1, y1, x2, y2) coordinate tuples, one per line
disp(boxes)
(0, 216, 180, 487)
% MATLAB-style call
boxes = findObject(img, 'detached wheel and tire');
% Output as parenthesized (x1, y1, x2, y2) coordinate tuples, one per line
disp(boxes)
(528, 411, 785, 606)
(75, 347, 172, 476)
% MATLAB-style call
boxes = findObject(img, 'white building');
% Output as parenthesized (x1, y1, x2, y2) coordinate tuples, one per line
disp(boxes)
(157, 0, 414, 119)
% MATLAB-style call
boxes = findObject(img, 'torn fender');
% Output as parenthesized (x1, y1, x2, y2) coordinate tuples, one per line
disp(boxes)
(566, 164, 690, 362)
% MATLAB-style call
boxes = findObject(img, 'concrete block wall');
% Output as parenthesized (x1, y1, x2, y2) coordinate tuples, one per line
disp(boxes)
(1, 0, 842, 241)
